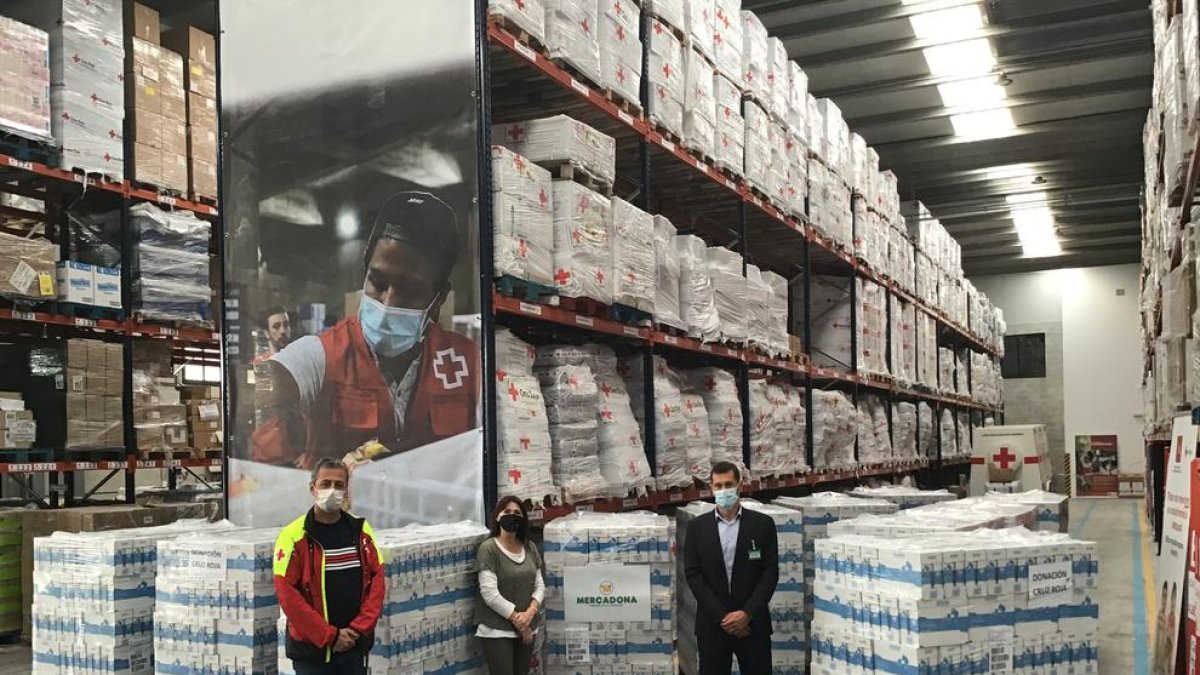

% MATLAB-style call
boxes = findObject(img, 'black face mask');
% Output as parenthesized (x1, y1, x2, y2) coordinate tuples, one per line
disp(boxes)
(499, 514, 524, 534)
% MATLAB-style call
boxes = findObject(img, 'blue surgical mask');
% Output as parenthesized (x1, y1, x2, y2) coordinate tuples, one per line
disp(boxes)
(714, 488, 739, 510)
(358, 293, 433, 358)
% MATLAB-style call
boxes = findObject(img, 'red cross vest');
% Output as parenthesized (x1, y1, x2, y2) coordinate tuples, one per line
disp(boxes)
(251, 317, 479, 467)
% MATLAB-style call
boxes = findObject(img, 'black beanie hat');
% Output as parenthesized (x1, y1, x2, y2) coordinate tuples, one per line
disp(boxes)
(363, 191, 460, 282)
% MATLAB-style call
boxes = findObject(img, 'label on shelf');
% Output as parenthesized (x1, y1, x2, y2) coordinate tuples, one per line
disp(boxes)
(699, 344, 714, 352)
(570, 78, 589, 96)
(662, 335, 678, 345)
(574, 316, 594, 327)
(698, 489, 712, 498)
(528, 509, 545, 522)
(617, 111, 633, 126)
(157, 195, 178, 207)
(12, 311, 34, 321)
(513, 41, 537, 62)
(660, 138, 675, 152)
(575, 503, 593, 512)
(621, 498, 638, 508)
(6, 157, 33, 171)
(668, 491, 683, 502)
(74, 462, 97, 470)
(724, 179, 736, 190)
(136, 460, 157, 469)
(74, 317, 96, 327)
(518, 301, 542, 315)
(160, 327, 179, 336)
(622, 326, 639, 337)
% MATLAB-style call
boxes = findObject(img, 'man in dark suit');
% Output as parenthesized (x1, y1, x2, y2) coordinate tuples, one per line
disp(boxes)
(683, 461, 779, 675)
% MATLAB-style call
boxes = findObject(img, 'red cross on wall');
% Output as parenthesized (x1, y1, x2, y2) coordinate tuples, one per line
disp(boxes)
(992, 447, 1017, 470)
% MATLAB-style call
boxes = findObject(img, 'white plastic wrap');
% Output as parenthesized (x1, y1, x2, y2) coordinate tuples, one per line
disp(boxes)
(685, 367, 745, 471)
(544, 0, 601, 84)
(763, 269, 790, 357)
(768, 121, 790, 207)
(683, 46, 717, 157)
(890, 294, 916, 385)
(971, 351, 1002, 406)
(938, 346, 956, 394)
(714, 72, 746, 175)
(685, 0, 715, 61)
(653, 215, 685, 329)
(809, 160, 852, 249)
(611, 197, 657, 312)
(599, 0, 643, 106)
(748, 380, 780, 478)
(784, 133, 809, 217)
(878, 170, 901, 224)
(589, 346, 657, 495)
(497, 370, 559, 502)
(807, 93, 825, 164)
(916, 310, 937, 389)
(708, 245, 748, 344)
(939, 406, 956, 459)
(918, 401, 935, 459)
(0, 16, 51, 142)
(787, 61, 809, 141)
(551, 180, 613, 303)
(888, 225, 916, 292)
(849, 485, 957, 510)
(892, 401, 917, 459)
(489, 0, 546, 44)
(859, 278, 888, 376)
(535, 354, 609, 501)
(745, 264, 772, 353)
(796, 274, 851, 370)
(817, 98, 848, 181)
(712, 0, 743, 82)
(766, 37, 789, 122)
(677, 234, 721, 341)
(679, 384, 715, 482)
(645, 0, 686, 31)
(739, 10, 769, 104)
(957, 411, 972, 459)
(620, 354, 694, 489)
(848, 133, 870, 197)
(857, 394, 892, 464)
(493, 114, 616, 185)
(495, 326, 538, 376)
(744, 99, 771, 193)
(648, 17, 686, 138)
(783, 385, 808, 473)
(492, 145, 555, 286)
(811, 389, 857, 469)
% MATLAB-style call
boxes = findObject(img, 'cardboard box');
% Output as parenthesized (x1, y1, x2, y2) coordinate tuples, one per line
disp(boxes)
(129, 2, 160, 44)
(129, 108, 162, 149)
(162, 26, 216, 69)
(129, 37, 161, 114)
(104, 396, 123, 421)
(158, 47, 186, 123)
(188, 123, 217, 164)
(65, 367, 86, 393)
(104, 374, 123, 397)
(159, 115, 186, 156)
(86, 394, 107, 422)
(94, 265, 121, 310)
(56, 261, 94, 305)
(132, 142, 161, 185)
(0, 232, 57, 301)
(185, 60, 217, 99)
(162, 151, 188, 192)
(191, 159, 217, 199)
(164, 424, 189, 448)
(86, 340, 107, 366)
(104, 341, 123, 369)
(188, 93, 218, 131)
(65, 339, 87, 367)
(136, 426, 162, 450)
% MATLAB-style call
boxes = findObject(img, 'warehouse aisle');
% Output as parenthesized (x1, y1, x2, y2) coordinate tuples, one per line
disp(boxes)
(1074, 498, 1151, 675)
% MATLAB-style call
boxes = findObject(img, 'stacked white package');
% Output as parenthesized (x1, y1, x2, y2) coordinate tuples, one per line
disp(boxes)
(807, 94, 825, 165)
(364, 523, 489, 675)
(489, 0, 545, 43)
(745, 264, 773, 354)
(747, 380, 781, 478)
(955, 349, 970, 397)
(494, 115, 616, 186)
(0, 16, 51, 142)
(583, 345, 657, 496)
(42, 0, 125, 178)
(766, 38, 789, 123)
(610, 197, 657, 313)
(796, 275, 850, 370)
(854, 202, 888, 275)
(645, 0, 686, 31)
(817, 99, 848, 182)
(856, 395, 892, 465)
(787, 62, 809, 142)
(619, 355, 694, 490)
(939, 407, 958, 459)
(983, 490, 1069, 533)
(652, 215, 685, 330)
(685, 367, 745, 472)
(708, 246, 748, 344)
(889, 295, 916, 385)
(32, 521, 224, 675)
(551, 181, 613, 303)
(739, 10, 769, 104)
(682, 47, 717, 158)
(535, 351, 609, 502)
(938, 347, 956, 395)
(859, 279, 888, 377)
(767, 121, 790, 208)
(971, 352, 1002, 406)
(676, 235, 721, 341)
(677, 380, 716, 482)
(957, 411, 973, 463)
(711, 0, 743, 82)
(685, 0, 715, 61)
(917, 402, 936, 460)
(877, 171, 901, 225)
(763, 269, 790, 357)
(783, 386, 809, 474)
(824, 496, 1038, 539)
(784, 132, 809, 218)
(153, 528, 282, 675)
(713, 73, 746, 176)
(542, 512, 675, 675)
(599, 0, 643, 107)
(811, 527, 1099, 675)
(810, 390, 857, 469)
(492, 145, 555, 287)
(545, 0, 601, 85)
(887, 226, 916, 293)
(496, 329, 559, 503)
(809, 161, 852, 249)
(743, 99, 771, 194)
(769, 383, 802, 476)
(892, 402, 918, 460)
(850, 485, 958, 510)
(648, 17, 686, 138)
(915, 250, 937, 308)
(916, 311, 937, 389)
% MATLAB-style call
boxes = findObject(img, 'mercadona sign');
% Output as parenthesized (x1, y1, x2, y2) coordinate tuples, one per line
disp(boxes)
(563, 563, 651, 622)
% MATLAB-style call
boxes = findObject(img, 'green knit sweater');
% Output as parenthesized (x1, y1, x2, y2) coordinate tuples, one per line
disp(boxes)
(474, 537, 542, 632)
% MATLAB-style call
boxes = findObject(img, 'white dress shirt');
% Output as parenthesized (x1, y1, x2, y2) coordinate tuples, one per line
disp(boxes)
(715, 507, 742, 586)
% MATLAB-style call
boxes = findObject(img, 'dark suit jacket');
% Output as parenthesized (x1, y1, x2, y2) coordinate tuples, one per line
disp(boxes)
(683, 506, 779, 640)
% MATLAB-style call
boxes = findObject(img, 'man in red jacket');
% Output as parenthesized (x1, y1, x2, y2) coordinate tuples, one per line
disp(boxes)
(250, 190, 480, 468)
(275, 458, 385, 674)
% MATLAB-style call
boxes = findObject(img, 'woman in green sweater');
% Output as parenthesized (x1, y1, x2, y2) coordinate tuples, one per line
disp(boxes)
(475, 496, 545, 675)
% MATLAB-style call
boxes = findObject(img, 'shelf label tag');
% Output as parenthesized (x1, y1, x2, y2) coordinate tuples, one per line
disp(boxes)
(570, 78, 589, 96)
(617, 111, 633, 126)
(160, 327, 179, 336)
(698, 489, 712, 498)
(724, 179, 735, 190)
(669, 491, 683, 502)
(518, 301, 542, 315)
(621, 498, 638, 508)
(622, 326, 640, 337)
(8, 464, 32, 473)
(13, 311, 34, 321)
(157, 195, 177, 206)
(74, 317, 96, 327)
(574, 315, 594, 327)
(575, 503, 593, 512)
(75, 462, 96, 470)
(137, 460, 156, 468)
(660, 138, 675, 151)
(513, 41, 537, 62)
(699, 344, 714, 352)
(6, 158, 33, 171)
(663, 335, 678, 345)
(528, 509, 545, 522)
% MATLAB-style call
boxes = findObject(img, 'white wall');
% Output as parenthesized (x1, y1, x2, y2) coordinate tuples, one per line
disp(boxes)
(973, 264, 1144, 472)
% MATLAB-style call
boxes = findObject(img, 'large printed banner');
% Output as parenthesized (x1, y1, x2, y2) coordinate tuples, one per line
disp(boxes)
(220, 0, 483, 528)
(1157, 415, 1196, 675)
(1072, 434, 1119, 497)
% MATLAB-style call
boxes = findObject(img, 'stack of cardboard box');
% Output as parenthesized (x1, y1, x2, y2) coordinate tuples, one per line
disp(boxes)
(180, 385, 221, 452)
(163, 25, 217, 201)
(0, 393, 36, 450)
(126, 3, 187, 193)
(64, 339, 123, 449)
(132, 341, 187, 453)
(0, 511, 19, 637)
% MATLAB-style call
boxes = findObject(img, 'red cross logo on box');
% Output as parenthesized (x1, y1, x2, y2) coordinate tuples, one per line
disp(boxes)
(554, 269, 571, 285)
(992, 447, 1017, 470)
(508, 468, 522, 484)
(507, 381, 520, 401)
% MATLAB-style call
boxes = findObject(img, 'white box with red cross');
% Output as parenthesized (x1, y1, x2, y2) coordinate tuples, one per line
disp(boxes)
(969, 424, 1051, 496)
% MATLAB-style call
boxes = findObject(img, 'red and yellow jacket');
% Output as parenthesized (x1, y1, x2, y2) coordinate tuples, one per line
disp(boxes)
(274, 510, 386, 663)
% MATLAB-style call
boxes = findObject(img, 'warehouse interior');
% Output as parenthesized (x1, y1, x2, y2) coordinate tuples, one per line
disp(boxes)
(0, 0, 1183, 673)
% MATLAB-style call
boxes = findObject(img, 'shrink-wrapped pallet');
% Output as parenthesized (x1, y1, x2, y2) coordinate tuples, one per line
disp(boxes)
(492, 145, 554, 286)
(711, 0, 743, 82)
(590, 347, 656, 495)
(957, 410, 972, 459)
(748, 380, 780, 478)
(916, 310, 937, 388)
(890, 294, 916, 385)
(551, 180, 613, 303)
(763, 269, 790, 357)
(859, 278, 888, 376)
(645, 0, 686, 31)
(848, 132, 871, 198)
(740, 10, 769, 103)
(850, 485, 957, 510)
(685, 367, 745, 471)
(677, 235, 721, 341)
(784, 133, 809, 217)
(811, 390, 856, 469)
(545, 0, 601, 84)
(745, 264, 773, 354)
(683, 47, 717, 158)
(495, 329, 557, 501)
(878, 170, 901, 224)
(766, 37, 789, 122)
(918, 401, 935, 459)
(857, 394, 892, 464)
(611, 197, 657, 313)
(892, 401, 917, 459)
(938, 346, 956, 394)
(685, 0, 715, 61)
(817, 98, 848, 180)
(0, 16, 51, 142)
(678, 377, 715, 482)
(620, 354, 694, 490)
(744, 99, 771, 193)
(708, 245, 748, 344)
(714, 72, 746, 175)
(787, 61, 809, 141)
(493, 114, 616, 185)
(888, 225, 915, 292)
(535, 353, 609, 501)
(489, 0, 545, 44)
(653, 215, 685, 329)
(807, 93, 824, 164)
(768, 121, 790, 207)
(648, 17, 686, 138)
(940, 406, 958, 459)
(783, 385, 808, 473)
(599, 0, 643, 107)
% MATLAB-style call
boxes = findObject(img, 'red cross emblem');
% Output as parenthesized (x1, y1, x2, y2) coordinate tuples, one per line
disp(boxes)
(507, 125, 525, 141)
(555, 269, 571, 285)
(685, 398, 695, 412)
(595, 268, 605, 284)
(91, 93, 99, 104)
(704, 376, 717, 390)
(617, 67, 628, 83)
(572, 229, 583, 244)
(508, 468, 522, 484)
(519, 437, 531, 450)
(662, 403, 672, 418)
(617, 26, 626, 41)
(627, 270, 636, 281)
(663, 63, 672, 79)
(600, 382, 612, 397)
(654, 21, 663, 35)
(496, 369, 508, 382)
(517, 238, 529, 258)
(600, 409, 614, 421)
(515, 0, 525, 8)
(715, 34, 723, 46)
(567, 374, 579, 387)
(629, 460, 638, 475)
(433, 348, 469, 389)
(538, 188, 549, 207)
(581, 18, 590, 33)
(103, 152, 112, 161)
(73, 54, 80, 63)
(507, 381, 519, 401)
(514, 155, 525, 170)
(614, 1, 623, 15)
(992, 447, 1017, 470)
(276, 549, 286, 561)
(577, 195, 591, 213)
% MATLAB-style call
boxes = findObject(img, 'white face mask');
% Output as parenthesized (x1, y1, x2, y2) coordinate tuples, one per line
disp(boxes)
(314, 488, 345, 513)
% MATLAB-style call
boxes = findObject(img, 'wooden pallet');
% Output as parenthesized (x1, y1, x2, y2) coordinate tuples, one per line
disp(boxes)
(488, 14, 550, 57)
(495, 274, 558, 304)
(650, 123, 682, 147)
(189, 192, 218, 209)
(602, 87, 643, 116)
(129, 179, 185, 200)
(60, 447, 127, 461)
(557, 295, 610, 319)
(67, 167, 121, 185)
(610, 302, 652, 326)
(192, 448, 223, 460)
(551, 161, 613, 195)
(53, 302, 124, 322)
(0, 448, 54, 463)
(140, 448, 194, 461)
(0, 131, 58, 166)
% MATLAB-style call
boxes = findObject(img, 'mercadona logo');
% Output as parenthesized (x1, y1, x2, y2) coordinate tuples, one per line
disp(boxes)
(576, 580, 637, 607)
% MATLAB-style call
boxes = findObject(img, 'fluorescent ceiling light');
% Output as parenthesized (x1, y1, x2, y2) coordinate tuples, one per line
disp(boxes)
(937, 77, 1006, 111)
(1021, 237, 1062, 258)
(910, 5, 984, 41)
(1006, 191, 1048, 206)
(950, 108, 1014, 140)
(986, 163, 1037, 181)
(923, 39, 995, 77)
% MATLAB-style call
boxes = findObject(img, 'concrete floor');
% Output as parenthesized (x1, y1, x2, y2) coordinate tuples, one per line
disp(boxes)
(0, 498, 1150, 675)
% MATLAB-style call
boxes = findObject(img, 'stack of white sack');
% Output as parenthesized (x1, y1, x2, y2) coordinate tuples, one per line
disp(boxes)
(811, 390, 857, 469)
(712, 0, 743, 82)
(766, 37, 789, 122)
(768, 121, 789, 206)
(685, 367, 746, 472)
(748, 380, 779, 479)
(538, 345, 654, 497)
(611, 197, 657, 313)
(918, 401, 935, 459)
(495, 328, 559, 502)
(685, 0, 715, 62)
(677, 234, 721, 341)
(957, 410, 972, 459)
(784, 132, 809, 218)
(647, 15, 685, 139)
(892, 401, 917, 459)
(784, 386, 809, 473)
(940, 407, 957, 459)
(544, 0, 601, 84)
(856, 394, 892, 464)
(489, 0, 545, 43)
(653, 215, 686, 329)
(956, 349, 971, 396)
(708, 246, 748, 344)
(535, 348, 608, 501)
(938, 346, 956, 394)
(644, 0, 685, 30)
(492, 145, 554, 286)
(551, 180, 613, 303)
(714, 72, 746, 176)
(599, 0, 643, 105)
(807, 93, 825, 165)
(620, 354, 694, 489)
(744, 99, 771, 194)
(849, 485, 958, 510)
(787, 61, 809, 145)
(916, 310, 937, 388)
(492, 114, 616, 186)
(825, 495, 1041, 537)
(888, 224, 916, 293)
(677, 373, 715, 483)
(764, 269, 790, 357)
(817, 98, 849, 184)
(859, 278, 888, 376)
(682, 46, 716, 157)
(890, 295, 916, 385)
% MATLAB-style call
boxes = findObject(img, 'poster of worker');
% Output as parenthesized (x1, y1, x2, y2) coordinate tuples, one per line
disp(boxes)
(1072, 434, 1119, 497)
(220, 0, 482, 528)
